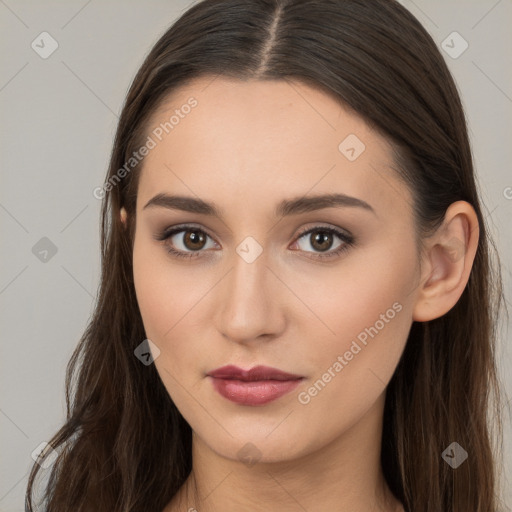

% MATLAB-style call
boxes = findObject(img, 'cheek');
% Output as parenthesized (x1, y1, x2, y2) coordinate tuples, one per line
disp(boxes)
(294, 243, 415, 398)
(132, 236, 212, 376)
(132, 236, 186, 346)
(132, 239, 212, 429)
(133, 240, 165, 337)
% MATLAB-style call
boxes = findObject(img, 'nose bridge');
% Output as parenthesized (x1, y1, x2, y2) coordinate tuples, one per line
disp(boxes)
(234, 241, 268, 296)
(215, 241, 282, 341)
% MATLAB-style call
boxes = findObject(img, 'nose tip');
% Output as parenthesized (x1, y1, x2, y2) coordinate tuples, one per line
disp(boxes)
(214, 259, 286, 345)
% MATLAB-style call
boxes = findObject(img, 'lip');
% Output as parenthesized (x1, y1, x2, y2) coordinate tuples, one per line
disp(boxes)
(207, 364, 303, 381)
(207, 365, 304, 406)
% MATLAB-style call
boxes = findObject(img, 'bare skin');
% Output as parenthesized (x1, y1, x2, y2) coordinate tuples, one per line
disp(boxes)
(122, 76, 479, 512)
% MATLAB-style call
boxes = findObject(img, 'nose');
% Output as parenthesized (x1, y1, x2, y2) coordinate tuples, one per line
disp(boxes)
(213, 250, 287, 345)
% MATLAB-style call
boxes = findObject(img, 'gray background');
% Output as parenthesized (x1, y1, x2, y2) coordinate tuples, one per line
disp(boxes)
(0, 1, 511, 510)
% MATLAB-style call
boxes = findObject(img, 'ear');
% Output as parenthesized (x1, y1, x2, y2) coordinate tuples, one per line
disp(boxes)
(412, 201, 479, 322)
(120, 207, 128, 226)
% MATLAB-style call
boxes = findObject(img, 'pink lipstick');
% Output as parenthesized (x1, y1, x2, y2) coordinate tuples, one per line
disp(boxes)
(207, 365, 304, 406)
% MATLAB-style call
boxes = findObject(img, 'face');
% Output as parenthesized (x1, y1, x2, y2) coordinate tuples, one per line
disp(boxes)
(132, 76, 421, 463)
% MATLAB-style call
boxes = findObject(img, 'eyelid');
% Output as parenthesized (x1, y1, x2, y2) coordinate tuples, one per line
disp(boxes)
(156, 222, 217, 241)
(295, 222, 352, 238)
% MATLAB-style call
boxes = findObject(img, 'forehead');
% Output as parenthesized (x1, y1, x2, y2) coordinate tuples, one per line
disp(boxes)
(136, 76, 413, 221)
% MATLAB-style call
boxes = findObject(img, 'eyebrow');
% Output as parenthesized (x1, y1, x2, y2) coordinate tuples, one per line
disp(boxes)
(143, 193, 377, 219)
(143, 192, 376, 218)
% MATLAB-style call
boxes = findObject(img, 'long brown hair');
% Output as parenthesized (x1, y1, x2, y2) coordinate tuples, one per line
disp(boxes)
(25, 0, 508, 510)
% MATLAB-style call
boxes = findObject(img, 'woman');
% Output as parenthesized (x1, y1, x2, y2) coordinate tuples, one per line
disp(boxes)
(25, 0, 507, 511)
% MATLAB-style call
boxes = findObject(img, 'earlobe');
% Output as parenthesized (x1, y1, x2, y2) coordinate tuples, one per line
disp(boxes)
(120, 207, 127, 225)
(412, 201, 479, 322)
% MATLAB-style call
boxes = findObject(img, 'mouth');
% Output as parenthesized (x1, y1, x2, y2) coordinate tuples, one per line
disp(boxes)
(207, 365, 304, 406)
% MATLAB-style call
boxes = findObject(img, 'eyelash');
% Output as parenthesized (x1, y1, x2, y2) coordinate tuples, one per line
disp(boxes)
(154, 224, 355, 261)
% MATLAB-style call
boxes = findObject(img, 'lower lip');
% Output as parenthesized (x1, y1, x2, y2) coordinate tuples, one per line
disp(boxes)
(209, 377, 303, 405)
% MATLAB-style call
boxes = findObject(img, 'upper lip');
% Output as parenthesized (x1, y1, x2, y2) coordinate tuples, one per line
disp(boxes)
(207, 365, 303, 381)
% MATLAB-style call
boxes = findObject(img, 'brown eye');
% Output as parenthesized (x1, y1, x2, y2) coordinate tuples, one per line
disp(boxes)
(309, 230, 335, 252)
(155, 224, 354, 262)
(154, 225, 218, 260)
(182, 229, 208, 251)
(292, 226, 355, 260)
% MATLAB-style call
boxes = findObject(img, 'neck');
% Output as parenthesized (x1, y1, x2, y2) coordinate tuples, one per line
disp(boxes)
(167, 392, 403, 512)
